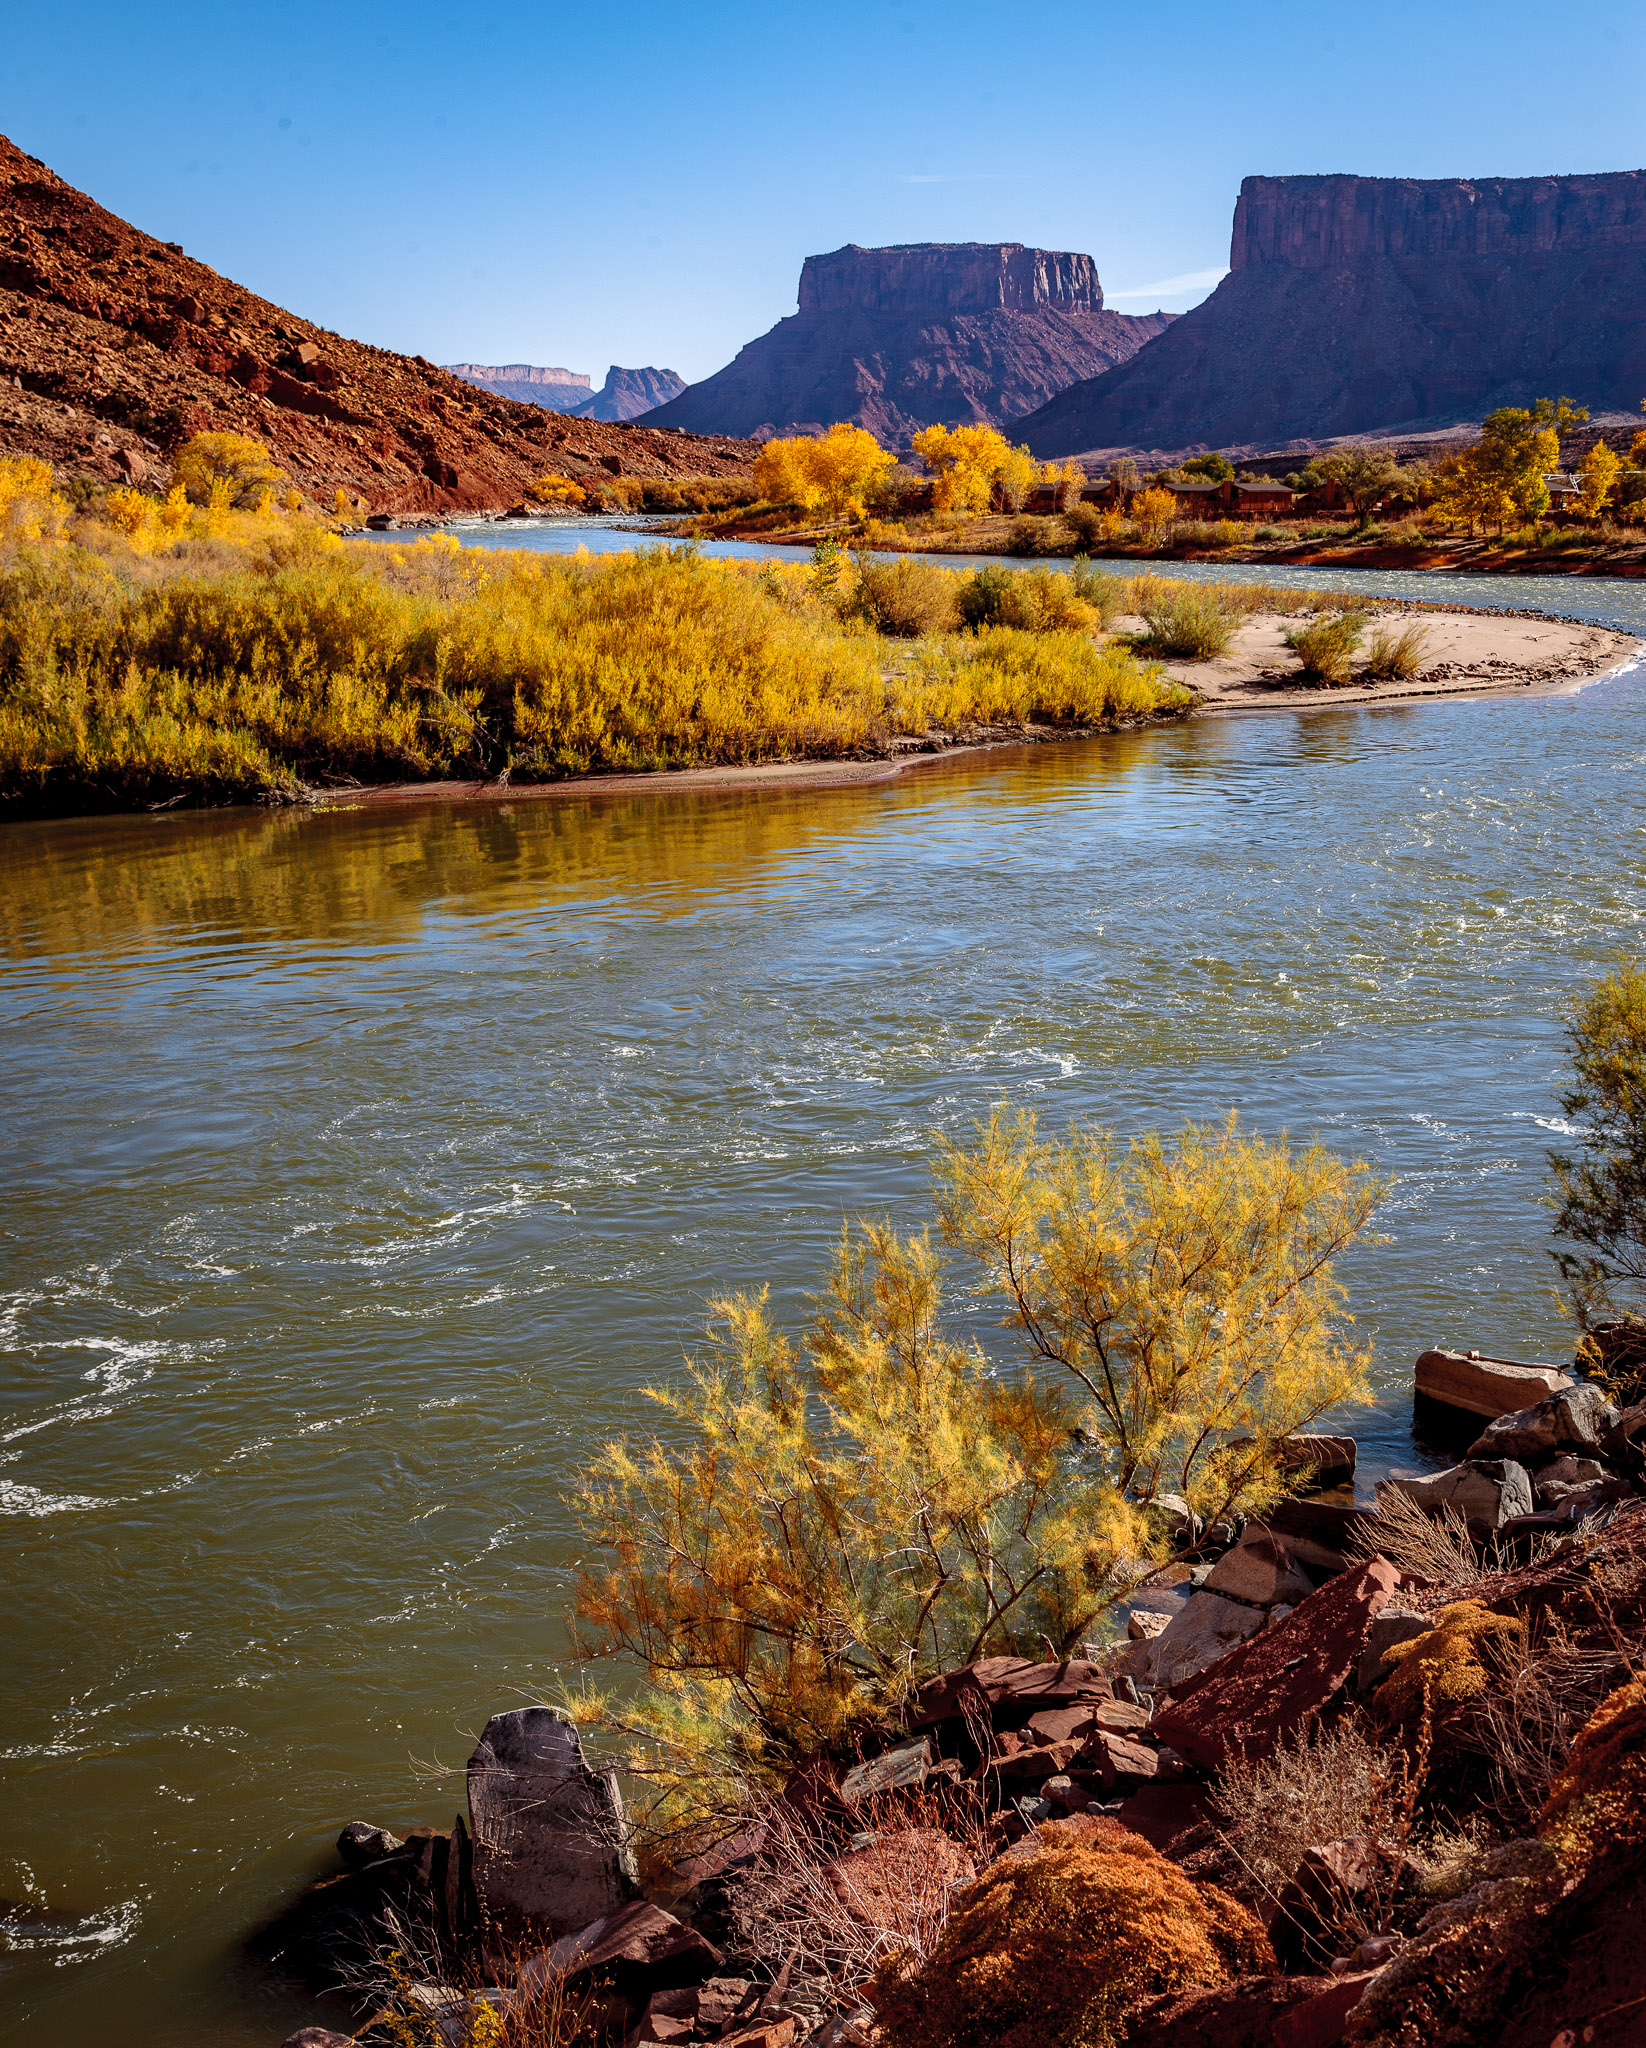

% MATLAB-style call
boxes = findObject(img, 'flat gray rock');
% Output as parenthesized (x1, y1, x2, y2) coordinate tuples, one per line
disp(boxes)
(1378, 1457, 1532, 1528)
(1465, 1383, 1619, 1463)
(467, 1707, 637, 1943)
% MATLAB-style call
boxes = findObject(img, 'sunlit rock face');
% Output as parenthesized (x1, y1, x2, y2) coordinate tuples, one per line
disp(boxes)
(643, 241, 1173, 446)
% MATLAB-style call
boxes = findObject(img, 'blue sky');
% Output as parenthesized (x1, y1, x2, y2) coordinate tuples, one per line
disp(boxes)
(4, 0, 1644, 385)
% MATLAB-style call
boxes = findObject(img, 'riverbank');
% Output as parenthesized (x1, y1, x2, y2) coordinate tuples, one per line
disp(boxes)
(306, 607, 1637, 812)
(693, 509, 1646, 581)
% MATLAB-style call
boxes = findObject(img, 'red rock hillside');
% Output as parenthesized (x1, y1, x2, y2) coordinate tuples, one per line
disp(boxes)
(0, 133, 756, 513)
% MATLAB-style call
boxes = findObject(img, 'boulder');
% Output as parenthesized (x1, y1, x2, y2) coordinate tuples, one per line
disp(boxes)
(1271, 1835, 1415, 1972)
(281, 2033, 356, 2048)
(1120, 1971, 1375, 2047)
(1113, 1780, 1217, 1851)
(1464, 1382, 1619, 1462)
(1204, 1531, 1314, 1608)
(1356, 1608, 1431, 1693)
(909, 1655, 1111, 1726)
(1414, 1348, 1574, 1419)
(1112, 1590, 1266, 1688)
(518, 1901, 720, 2010)
(1129, 1607, 1174, 1641)
(1147, 1560, 1403, 1772)
(1081, 1727, 1159, 1787)
(1261, 1497, 1378, 1568)
(1376, 1458, 1532, 1528)
(1533, 1454, 1608, 1501)
(335, 1820, 403, 1868)
(1276, 1434, 1358, 1485)
(639, 1976, 756, 2042)
(839, 1735, 931, 1804)
(467, 1708, 637, 1943)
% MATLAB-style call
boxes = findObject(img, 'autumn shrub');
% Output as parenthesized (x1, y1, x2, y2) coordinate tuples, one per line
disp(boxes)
(568, 1113, 1378, 1832)
(867, 1819, 1272, 2048)
(1132, 580, 1239, 659)
(172, 431, 288, 509)
(0, 532, 1190, 812)
(1373, 1603, 1527, 1742)
(850, 555, 959, 636)
(1550, 958, 1646, 1363)
(1007, 515, 1061, 556)
(956, 565, 1096, 635)
(1363, 622, 1428, 680)
(1286, 611, 1366, 683)
(1061, 502, 1103, 550)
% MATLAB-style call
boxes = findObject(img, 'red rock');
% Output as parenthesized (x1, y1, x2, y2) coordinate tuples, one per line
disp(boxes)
(824, 1830, 975, 1922)
(910, 1656, 1111, 1727)
(1148, 1560, 1402, 1772)
(1024, 1704, 1098, 1744)
(720, 2025, 795, 2048)
(518, 1901, 720, 2008)
(1270, 1835, 1405, 1972)
(1114, 1781, 1216, 1851)
(993, 1739, 1082, 1781)
(1122, 1969, 1377, 2047)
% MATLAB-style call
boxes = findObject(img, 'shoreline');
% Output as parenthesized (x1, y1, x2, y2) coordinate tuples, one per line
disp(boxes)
(302, 615, 1641, 814)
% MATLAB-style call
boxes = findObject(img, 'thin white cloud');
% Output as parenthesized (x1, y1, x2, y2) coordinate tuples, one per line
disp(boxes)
(1106, 267, 1228, 299)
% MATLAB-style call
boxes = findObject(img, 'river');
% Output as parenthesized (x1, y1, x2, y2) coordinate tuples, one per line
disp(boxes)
(2, 535, 1644, 2044)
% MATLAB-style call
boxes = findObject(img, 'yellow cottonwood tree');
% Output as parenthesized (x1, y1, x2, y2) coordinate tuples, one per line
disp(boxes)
(1131, 484, 1177, 542)
(1578, 439, 1620, 519)
(172, 432, 287, 509)
(913, 424, 1017, 513)
(569, 1113, 1379, 1821)
(753, 424, 894, 521)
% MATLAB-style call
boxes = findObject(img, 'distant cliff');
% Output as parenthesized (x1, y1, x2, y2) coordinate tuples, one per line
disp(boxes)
(1019, 170, 1646, 459)
(443, 362, 683, 422)
(643, 242, 1173, 445)
(444, 363, 592, 410)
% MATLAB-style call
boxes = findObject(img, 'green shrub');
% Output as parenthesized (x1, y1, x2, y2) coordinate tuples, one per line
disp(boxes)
(1068, 557, 1124, 629)
(1133, 581, 1239, 658)
(1008, 515, 1061, 556)
(1363, 622, 1428, 679)
(1285, 612, 1366, 683)
(1061, 503, 1103, 550)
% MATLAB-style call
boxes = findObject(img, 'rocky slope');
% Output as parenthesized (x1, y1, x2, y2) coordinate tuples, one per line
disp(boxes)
(1020, 170, 1646, 462)
(0, 135, 754, 511)
(644, 241, 1173, 446)
(445, 361, 686, 421)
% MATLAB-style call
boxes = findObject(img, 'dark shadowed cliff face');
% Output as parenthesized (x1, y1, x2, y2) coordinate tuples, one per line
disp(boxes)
(1019, 171, 1646, 460)
(643, 242, 1173, 445)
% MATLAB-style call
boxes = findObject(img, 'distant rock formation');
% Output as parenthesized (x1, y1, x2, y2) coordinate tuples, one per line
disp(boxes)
(588, 365, 685, 420)
(643, 242, 1174, 446)
(444, 363, 593, 410)
(1019, 170, 1646, 460)
(0, 133, 755, 512)
(443, 362, 685, 422)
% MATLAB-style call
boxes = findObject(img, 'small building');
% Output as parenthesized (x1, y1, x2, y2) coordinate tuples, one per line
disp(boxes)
(1228, 479, 1296, 517)
(1162, 479, 1226, 516)
(1544, 472, 1583, 510)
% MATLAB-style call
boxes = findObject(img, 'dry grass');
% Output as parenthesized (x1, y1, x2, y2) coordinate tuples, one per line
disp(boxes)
(1364, 622, 1429, 679)
(1207, 1716, 1415, 1908)
(0, 503, 1190, 815)
(725, 1785, 993, 2026)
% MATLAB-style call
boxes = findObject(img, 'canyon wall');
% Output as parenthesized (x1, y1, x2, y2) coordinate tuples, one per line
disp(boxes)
(1019, 170, 1646, 461)
(644, 242, 1171, 445)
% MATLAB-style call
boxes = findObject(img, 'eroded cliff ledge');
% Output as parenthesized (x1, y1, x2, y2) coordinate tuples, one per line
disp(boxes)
(644, 241, 1171, 445)
(1019, 169, 1646, 461)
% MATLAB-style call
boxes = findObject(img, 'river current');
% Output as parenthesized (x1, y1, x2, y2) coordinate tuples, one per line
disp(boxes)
(3, 533, 1645, 2044)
